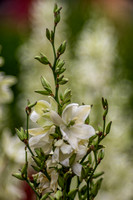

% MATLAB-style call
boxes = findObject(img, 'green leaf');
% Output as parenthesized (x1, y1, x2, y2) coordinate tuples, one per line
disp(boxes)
(31, 165, 40, 172)
(35, 90, 50, 95)
(68, 188, 78, 199)
(21, 163, 28, 175)
(55, 190, 62, 199)
(40, 193, 51, 200)
(12, 173, 24, 181)
(106, 121, 112, 134)
(69, 153, 76, 166)
(92, 171, 104, 179)
(58, 175, 64, 189)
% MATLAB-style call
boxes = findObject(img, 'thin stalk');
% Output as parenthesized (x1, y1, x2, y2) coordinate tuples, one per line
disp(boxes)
(25, 178, 41, 199)
(51, 24, 59, 104)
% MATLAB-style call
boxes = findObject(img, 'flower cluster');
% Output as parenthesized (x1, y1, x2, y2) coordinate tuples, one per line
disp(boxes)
(14, 4, 112, 200)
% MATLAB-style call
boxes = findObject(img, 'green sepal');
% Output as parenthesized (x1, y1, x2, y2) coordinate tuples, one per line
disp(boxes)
(27, 101, 37, 109)
(49, 195, 54, 200)
(16, 127, 26, 141)
(81, 167, 86, 179)
(92, 171, 104, 179)
(89, 134, 97, 143)
(106, 121, 112, 134)
(53, 3, 58, 13)
(58, 78, 68, 85)
(69, 153, 76, 166)
(57, 41, 67, 55)
(46, 28, 51, 41)
(68, 188, 78, 199)
(40, 76, 52, 93)
(57, 75, 64, 82)
(21, 163, 28, 175)
(35, 53, 50, 65)
(55, 190, 62, 199)
(63, 88, 72, 103)
(58, 67, 66, 74)
(32, 156, 41, 167)
(79, 185, 87, 195)
(40, 193, 51, 200)
(91, 178, 103, 197)
(12, 173, 24, 181)
(31, 165, 40, 172)
(58, 175, 64, 189)
(51, 30, 54, 43)
(98, 149, 104, 160)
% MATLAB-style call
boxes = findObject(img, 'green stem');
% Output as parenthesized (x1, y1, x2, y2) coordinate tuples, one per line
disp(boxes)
(27, 143, 34, 156)
(51, 25, 60, 104)
(25, 178, 41, 199)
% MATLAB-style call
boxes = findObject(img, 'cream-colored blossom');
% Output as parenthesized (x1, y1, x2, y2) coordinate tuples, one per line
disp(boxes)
(52, 139, 88, 176)
(51, 103, 95, 150)
(30, 96, 57, 133)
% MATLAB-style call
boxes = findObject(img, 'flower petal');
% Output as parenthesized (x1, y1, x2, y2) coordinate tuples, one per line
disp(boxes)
(28, 127, 46, 136)
(50, 110, 63, 126)
(62, 103, 78, 124)
(48, 96, 58, 112)
(61, 143, 73, 154)
(34, 100, 51, 115)
(30, 111, 40, 122)
(69, 124, 95, 140)
(74, 105, 91, 124)
(29, 133, 52, 154)
(72, 163, 82, 177)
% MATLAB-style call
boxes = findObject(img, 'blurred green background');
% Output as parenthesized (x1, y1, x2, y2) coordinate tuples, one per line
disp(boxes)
(0, 0, 133, 199)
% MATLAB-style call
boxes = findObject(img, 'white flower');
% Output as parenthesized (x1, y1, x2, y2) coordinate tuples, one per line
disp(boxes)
(51, 103, 95, 150)
(29, 97, 58, 152)
(29, 127, 54, 154)
(30, 96, 57, 133)
(52, 139, 88, 176)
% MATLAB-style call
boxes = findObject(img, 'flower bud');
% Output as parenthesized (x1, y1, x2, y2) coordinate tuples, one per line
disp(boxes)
(21, 163, 28, 177)
(98, 149, 104, 161)
(58, 77, 68, 85)
(40, 76, 52, 93)
(12, 173, 24, 181)
(57, 41, 67, 55)
(46, 28, 51, 41)
(63, 88, 72, 103)
(32, 156, 41, 167)
(106, 121, 112, 134)
(16, 128, 26, 141)
(91, 178, 103, 197)
(35, 53, 50, 65)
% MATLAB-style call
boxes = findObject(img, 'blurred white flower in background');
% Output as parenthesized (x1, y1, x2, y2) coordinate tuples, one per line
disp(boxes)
(69, 16, 133, 200)
(0, 47, 24, 200)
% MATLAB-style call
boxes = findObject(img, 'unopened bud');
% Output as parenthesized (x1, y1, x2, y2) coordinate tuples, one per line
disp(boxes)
(35, 53, 50, 65)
